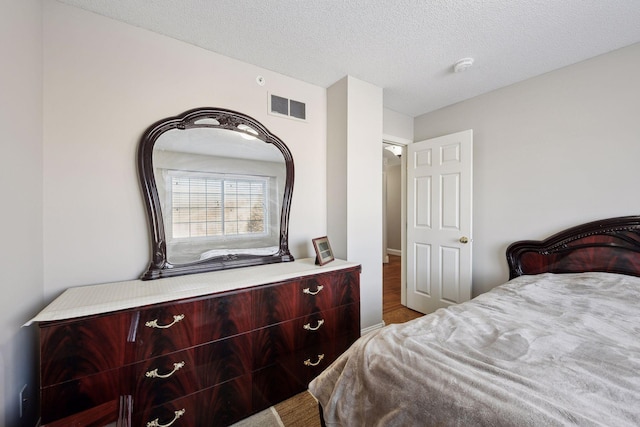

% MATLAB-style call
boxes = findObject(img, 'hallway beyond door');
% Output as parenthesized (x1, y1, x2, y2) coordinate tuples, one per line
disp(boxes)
(383, 255, 422, 324)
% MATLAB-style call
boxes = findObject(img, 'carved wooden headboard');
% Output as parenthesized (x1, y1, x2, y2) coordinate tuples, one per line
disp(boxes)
(506, 216, 640, 279)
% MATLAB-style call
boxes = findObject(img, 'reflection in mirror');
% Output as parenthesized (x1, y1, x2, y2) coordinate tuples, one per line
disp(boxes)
(154, 128, 285, 264)
(138, 108, 294, 280)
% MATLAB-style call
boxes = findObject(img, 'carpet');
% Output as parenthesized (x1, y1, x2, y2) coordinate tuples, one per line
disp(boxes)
(231, 391, 321, 427)
(383, 306, 423, 325)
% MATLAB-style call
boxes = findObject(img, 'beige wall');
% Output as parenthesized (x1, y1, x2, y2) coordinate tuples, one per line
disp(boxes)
(414, 42, 640, 296)
(43, 2, 328, 301)
(0, 1, 43, 425)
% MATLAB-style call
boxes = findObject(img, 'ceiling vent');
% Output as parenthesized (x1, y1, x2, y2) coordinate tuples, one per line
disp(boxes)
(270, 94, 306, 121)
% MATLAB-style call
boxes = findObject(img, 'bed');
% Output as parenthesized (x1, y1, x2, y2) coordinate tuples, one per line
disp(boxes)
(309, 216, 640, 426)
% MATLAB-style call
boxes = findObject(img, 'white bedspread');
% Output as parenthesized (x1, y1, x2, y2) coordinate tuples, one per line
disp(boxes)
(309, 272, 640, 426)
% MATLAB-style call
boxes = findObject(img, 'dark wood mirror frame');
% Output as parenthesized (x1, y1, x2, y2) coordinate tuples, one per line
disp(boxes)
(138, 107, 295, 280)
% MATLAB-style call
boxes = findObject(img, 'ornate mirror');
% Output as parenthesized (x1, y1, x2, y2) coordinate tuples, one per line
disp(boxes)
(138, 107, 294, 280)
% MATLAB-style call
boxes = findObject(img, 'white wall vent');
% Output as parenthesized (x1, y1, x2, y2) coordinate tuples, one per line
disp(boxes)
(269, 94, 306, 121)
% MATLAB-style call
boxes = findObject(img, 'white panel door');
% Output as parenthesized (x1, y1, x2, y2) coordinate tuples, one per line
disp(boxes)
(406, 130, 473, 314)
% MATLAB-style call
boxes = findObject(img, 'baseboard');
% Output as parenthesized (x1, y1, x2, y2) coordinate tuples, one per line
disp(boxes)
(361, 321, 385, 335)
(387, 248, 402, 257)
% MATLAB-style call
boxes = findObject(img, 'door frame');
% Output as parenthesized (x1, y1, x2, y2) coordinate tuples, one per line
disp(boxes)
(382, 134, 411, 307)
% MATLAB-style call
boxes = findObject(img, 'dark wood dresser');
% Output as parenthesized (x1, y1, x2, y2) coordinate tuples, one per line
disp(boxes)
(32, 259, 361, 427)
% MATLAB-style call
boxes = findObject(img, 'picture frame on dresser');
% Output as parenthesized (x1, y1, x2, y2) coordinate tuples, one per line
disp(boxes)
(312, 236, 334, 266)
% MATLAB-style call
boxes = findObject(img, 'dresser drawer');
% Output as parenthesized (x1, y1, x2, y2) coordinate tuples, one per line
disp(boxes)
(252, 268, 360, 328)
(41, 334, 254, 425)
(132, 374, 253, 427)
(41, 368, 122, 424)
(131, 333, 252, 410)
(41, 289, 253, 386)
(287, 333, 356, 383)
(252, 303, 360, 370)
(40, 312, 132, 387)
(41, 400, 121, 427)
(252, 326, 358, 410)
(132, 290, 252, 360)
(253, 363, 307, 411)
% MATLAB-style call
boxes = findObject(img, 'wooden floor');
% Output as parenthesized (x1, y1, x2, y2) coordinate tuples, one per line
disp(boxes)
(383, 255, 423, 324)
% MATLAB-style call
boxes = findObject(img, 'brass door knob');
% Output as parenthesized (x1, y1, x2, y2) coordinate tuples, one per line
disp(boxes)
(459, 236, 469, 244)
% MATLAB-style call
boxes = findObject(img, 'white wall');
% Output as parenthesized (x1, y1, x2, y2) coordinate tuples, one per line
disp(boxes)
(328, 76, 384, 330)
(383, 108, 414, 142)
(414, 42, 640, 296)
(43, 1, 327, 300)
(0, 1, 43, 425)
(385, 163, 402, 252)
(327, 78, 348, 261)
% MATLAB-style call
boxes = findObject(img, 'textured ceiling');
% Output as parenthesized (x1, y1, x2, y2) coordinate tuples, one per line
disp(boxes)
(58, 0, 640, 117)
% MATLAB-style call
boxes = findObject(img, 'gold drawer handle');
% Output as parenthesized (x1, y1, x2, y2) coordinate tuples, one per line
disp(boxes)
(147, 408, 185, 427)
(304, 354, 325, 367)
(303, 319, 325, 331)
(303, 285, 324, 296)
(145, 314, 185, 329)
(145, 361, 185, 379)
